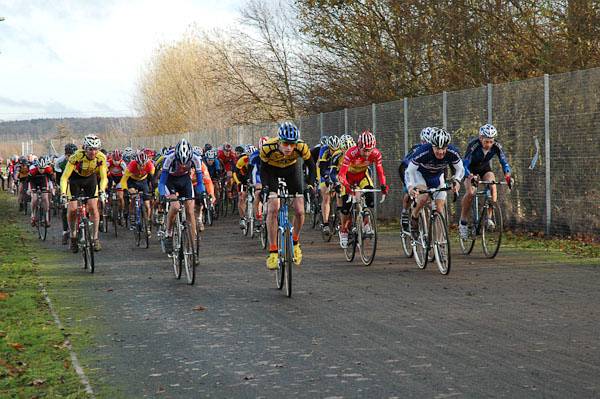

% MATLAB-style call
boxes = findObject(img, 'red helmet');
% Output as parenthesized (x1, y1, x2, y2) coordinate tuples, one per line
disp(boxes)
(113, 149, 122, 161)
(357, 130, 376, 150)
(223, 143, 232, 152)
(135, 150, 149, 165)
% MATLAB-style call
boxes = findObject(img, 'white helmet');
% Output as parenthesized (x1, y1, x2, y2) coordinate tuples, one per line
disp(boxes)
(479, 124, 498, 138)
(419, 127, 434, 143)
(175, 139, 192, 163)
(83, 134, 101, 150)
(430, 128, 452, 148)
(327, 135, 341, 150)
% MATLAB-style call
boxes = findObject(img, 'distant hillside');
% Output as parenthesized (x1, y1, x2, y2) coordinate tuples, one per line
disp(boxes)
(0, 117, 140, 141)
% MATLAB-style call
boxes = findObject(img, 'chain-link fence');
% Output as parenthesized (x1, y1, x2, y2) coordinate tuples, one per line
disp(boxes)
(6, 67, 600, 239)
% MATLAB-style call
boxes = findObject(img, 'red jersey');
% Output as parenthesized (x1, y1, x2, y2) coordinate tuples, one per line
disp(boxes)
(338, 146, 387, 187)
(108, 158, 126, 177)
(217, 149, 238, 172)
(29, 164, 54, 177)
(124, 160, 155, 181)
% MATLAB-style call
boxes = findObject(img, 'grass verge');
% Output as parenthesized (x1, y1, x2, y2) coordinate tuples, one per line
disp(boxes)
(0, 191, 91, 398)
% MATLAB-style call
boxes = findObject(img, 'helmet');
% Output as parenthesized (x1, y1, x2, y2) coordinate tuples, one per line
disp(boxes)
(235, 145, 245, 155)
(82, 134, 101, 150)
(123, 147, 135, 160)
(113, 149, 122, 161)
(38, 156, 49, 168)
(278, 122, 299, 143)
(223, 143, 232, 152)
(340, 134, 352, 142)
(205, 149, 217, 160)
(419, 127, 434, 144)
(320, 136, 329, 146)
(143, 147, 155, 158)
(341, 135, 356, 151)
(64, 143, 78, 155)
(431, 128, 452, 148)
(327, 135, 341, 150)
(479, 124, 498, 138)
(204, 143, 212, 151)
(246, 145, 257, 154)
(175, 139, 192, 164)
(193, 146, 203, 157)
(19, 156, 27, 164)
(160, 147, 168, 156)
(135, 150, 149, 165)
(357, 130, 376, 150)
(258, 136, 269, 149)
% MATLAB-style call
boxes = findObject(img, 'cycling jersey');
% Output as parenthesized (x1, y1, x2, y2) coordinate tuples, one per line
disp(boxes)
(463, 137, 511, 176)
(60, 150, 108, 196)
(108, 158, 126, 177)
(158, 153, 204, 197)
(317, 145, 335, 181)
(310, 145, 322, 164)
(205, 159, 223, 179)
(17, 163, 30, 180)
(249, 151, 261, 185)
(233, 155, 249, 185)
(217, 149, 237, 172)
(406, 143, 464, 189)
(328, 149, 345, 183)
(337, 146, 387, 189)
(191, 161, 214, 198)
(259, 137, 311, 168)
(120, 160, 155, 190)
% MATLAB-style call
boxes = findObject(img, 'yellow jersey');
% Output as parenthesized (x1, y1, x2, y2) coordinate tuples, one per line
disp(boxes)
(259, 137, 311, 168)
(60, 150, 108, 194)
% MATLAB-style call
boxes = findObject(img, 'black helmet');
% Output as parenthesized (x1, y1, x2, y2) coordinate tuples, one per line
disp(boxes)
(65, 143, 78, 155)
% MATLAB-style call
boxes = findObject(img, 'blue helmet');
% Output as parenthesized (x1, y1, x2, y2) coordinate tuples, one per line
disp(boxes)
(278, 122, 299, 143)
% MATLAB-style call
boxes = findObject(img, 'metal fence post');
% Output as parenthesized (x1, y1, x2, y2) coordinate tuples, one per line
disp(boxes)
(487, 83, 493, 124)
(403, 97, 408, 155)
(320, 113, 324, 136)
(344, 108, 348, 134)
(442, 91, 447, 130)
(371, 102, 378, 213)
(372, 103, 376, 134)
(544, 74, 551, 235)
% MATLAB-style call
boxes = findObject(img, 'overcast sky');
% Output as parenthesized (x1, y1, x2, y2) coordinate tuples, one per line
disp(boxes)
(0, 0, 239, 121)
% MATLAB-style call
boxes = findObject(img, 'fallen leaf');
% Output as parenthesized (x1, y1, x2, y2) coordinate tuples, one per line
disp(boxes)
(193, 305, 206, 312)
(156, 386, 165, 393)
(63, 359, 70, 369)
(9, 342, 25, 351)
(106, 288, 113, 292)
(243, 374, 255, 380)
(30, 379, 45, 387)
(0, 292, 9, 301)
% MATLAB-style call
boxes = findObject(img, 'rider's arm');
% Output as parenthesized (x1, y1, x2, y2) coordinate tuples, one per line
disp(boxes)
(452, 160, 465, 182)
(372, 150, 387, 187)
(158, 169, 169, 196)
(406, 161, 419, 191)
(201, 162, 214, 197)
(495, 143, 511, 174)
(60, 161, 75, 195)
(120, 168, 131, 190)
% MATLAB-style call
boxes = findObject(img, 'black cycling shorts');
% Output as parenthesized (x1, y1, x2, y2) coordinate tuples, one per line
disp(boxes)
(260, 162, 303, 196)
(69, 174, 98, 199)
(29, 175, 50, 191)
(126, 178, 151, 201)
(165, 174, 194, 199)
(471, 163, 493, 179)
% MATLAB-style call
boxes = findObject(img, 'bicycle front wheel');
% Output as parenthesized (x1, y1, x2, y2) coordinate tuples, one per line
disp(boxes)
(400, 219, 413, 258)
(182, 226, 196, 285)
(112, 201, 119, 238)
(83, 221, 95, 273)
(413, 211, 429, 269)
(359, 208, 377, 266)
(41, 207, 48, 241)
(482, 202, 503, 258)
(284, 228, 292, 297)
(432, 213, 451, 275)
(276, 229, 285, 290)
(172, 222, 182, 279)
(259, 222, 268, 250)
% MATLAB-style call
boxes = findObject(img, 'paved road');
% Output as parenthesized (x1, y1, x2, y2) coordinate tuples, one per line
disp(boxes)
(37, 210, 600, 398)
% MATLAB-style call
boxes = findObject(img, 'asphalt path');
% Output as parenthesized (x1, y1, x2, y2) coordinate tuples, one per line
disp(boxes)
(35, 209, 600, 399)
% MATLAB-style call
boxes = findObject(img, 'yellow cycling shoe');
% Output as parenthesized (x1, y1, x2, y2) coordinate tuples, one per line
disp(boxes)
(266, 252, 279, 270)
(293, 244, 302, 266)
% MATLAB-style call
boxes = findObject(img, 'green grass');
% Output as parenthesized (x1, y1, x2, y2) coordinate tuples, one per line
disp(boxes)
(378, 218, 600, 261)
(0, 192, 91, 398)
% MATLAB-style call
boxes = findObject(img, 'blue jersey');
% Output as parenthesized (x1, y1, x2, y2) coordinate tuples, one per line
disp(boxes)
(205, 159, 223, 179)
(249, 151, 261, 184)
(401, 144, 423, 168)
(462, 137, 511, 175)
(410, 143, 462, 178)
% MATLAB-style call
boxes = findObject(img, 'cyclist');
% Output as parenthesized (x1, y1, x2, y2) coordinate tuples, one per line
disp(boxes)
(337, 131, 389, 248)
(204, 149, 224, 208)
(28, 156, 54, 227)
(260, 122, 316, 269)
(250, 138, 268, 227)
(406, 128, 464, 238)
(16, 157, 30, 211)
(54, 144, 78, 244)
(233, 145, 252, 229)
(107, 149, 127, 224)
(120, 150, 155, 234)
(316, 135, 341, 235)
(60, 135, 108, 252)
(158, 139, 205, 254)
(217, 143, 237, 199)
(459, 124, 512, 238)
(191, 146, 214, 232)
(399, 127, 434, 230)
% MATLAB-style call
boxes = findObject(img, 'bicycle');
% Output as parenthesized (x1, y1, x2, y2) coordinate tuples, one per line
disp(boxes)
(343, 188, 385, 266)
(311, 187, 322, 229)
(74, 193, 96, 273)
(166, 197, 196, 285)
(32, 188, 50, 241)
(459, 180, 506, 258)
(99, 191, 109, 234)
(129, 191, 150, 249)
(410, 183, 456, 275)
(109, 187, 121, 237)
(274, 178, 295, 298)
(201, 193, 215, 227)
(258, 190, 268, 250)
(318, 184, 340, 242)
(241, 184, 256, 238)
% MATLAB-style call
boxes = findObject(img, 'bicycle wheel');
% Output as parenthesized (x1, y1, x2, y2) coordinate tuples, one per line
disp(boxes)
(41, 207, 48, 241)
(259, 221, 268, 250)
(359, 208, 377, 266)
(276, 228, 285, 290)
(182, 227, 196, 285)
(284, 228, 292, 297)
(344, 222, 357, 262)
(84, 222, 95, 273)
(413, 211, 429, 269)
(432, 213, 451, 275)
(135, 213, 141, 247)
(172, 221, 182, 279)
(400, 216, 413, 258)
(482, 201, 503, 258)
(35, 204, 42, 239)
(112, 201, 119, 238)
(311, 203, 319, 229)
(142, 208, 149, 249)
(459, 202, 476, 255)
(206, 205, 213, 226)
